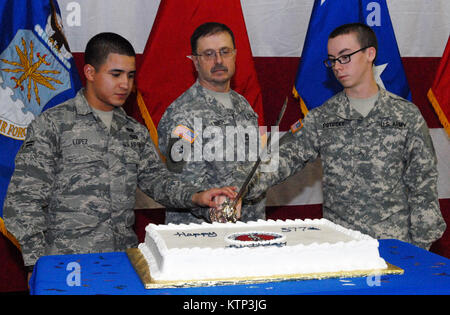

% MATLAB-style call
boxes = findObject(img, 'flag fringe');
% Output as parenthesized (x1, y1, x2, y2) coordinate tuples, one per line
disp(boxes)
(136, 90, 166, 162)
(292, 86, 309, 117)
(427, 88, 450, 138)
(0, 218, 21, 250)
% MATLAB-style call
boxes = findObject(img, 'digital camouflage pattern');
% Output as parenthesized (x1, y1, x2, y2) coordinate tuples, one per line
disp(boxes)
(158, 80, 266, 224)
(3, 90, 200, 266)
(246, 88, 446, 249)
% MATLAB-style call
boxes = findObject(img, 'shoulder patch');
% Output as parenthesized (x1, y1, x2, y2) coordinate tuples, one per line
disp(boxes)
(172, 125, 197, 143)
(290, 119, 303, 134)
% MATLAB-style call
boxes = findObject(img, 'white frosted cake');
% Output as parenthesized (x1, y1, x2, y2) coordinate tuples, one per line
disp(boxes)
(137, 218, 388, 282)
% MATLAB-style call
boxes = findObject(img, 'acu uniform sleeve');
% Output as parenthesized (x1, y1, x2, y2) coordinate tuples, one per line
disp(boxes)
(158, 115, 216, 221)
(403, 118, 446, 249)
(244, 114, 320, 201)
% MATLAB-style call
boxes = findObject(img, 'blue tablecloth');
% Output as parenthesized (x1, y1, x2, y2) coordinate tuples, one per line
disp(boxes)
(29, 239, 450, 295)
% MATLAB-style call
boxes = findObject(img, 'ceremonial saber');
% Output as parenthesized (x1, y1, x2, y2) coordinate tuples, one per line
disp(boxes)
(227, 97, 289, 216)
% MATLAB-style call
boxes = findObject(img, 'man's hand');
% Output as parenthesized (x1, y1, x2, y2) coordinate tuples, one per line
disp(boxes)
(191, 186, 238, 208)
(209, 196, 242, 223)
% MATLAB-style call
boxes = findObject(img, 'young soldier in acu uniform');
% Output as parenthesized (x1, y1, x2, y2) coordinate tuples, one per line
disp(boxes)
(245, 23, 446, 249)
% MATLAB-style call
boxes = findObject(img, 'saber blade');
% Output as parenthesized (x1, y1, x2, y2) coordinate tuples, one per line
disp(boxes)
(229, 96, 288, 211)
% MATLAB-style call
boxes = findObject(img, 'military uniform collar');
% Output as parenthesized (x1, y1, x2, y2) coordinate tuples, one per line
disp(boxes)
(193, 80, 244, 113)
(74, 88, 93, 115)
(75, 88, 129, 131)
(333, 86, 387, 120)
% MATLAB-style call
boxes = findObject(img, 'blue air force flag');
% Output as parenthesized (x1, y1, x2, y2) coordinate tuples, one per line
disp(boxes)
(0, 0, 81, 218)
(293, 0, 411, 115)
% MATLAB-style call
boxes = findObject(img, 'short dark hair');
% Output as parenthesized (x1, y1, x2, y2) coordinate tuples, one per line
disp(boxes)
(329, 23, 378, 61)
(84, 32, 135, 69)
(190, 22, 235, 54)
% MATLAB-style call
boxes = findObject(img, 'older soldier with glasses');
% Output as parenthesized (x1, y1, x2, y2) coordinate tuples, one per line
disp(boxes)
(157, 22, 266, 224)
(244, 23, 445, 250)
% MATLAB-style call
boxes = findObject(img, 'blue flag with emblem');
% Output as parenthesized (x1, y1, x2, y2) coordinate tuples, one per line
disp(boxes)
(0, 0, 81, 244)
(293, 0, 411, 115)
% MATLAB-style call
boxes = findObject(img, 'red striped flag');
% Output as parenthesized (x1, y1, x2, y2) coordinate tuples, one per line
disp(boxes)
(428, 37, 450, 137)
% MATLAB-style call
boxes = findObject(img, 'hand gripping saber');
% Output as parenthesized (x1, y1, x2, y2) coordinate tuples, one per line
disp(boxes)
(222, 97, 288, 222)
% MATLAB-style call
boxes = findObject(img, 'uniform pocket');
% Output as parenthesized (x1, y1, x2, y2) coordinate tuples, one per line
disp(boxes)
(112, 147, 139, 199)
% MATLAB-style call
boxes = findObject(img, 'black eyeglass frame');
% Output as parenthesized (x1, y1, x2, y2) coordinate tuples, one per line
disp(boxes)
(323, 46, 371, 68)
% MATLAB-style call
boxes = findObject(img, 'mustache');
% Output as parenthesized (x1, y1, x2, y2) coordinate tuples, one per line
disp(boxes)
(211, 64, 228, 73)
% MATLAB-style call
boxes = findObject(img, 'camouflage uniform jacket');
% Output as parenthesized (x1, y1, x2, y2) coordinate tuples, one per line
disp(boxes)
(248, 88, 446, 249)
(3, 90, 199, 266)
(158, 80, 266, 224)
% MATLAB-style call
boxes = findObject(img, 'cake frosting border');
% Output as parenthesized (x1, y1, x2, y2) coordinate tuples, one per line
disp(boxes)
(137, 218, 390, 283)
(224, 231, 287, 247)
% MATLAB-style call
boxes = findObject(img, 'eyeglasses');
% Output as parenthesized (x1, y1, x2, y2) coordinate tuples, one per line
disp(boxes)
(193, 47, 236, 61)
(323, 46, 370, 68)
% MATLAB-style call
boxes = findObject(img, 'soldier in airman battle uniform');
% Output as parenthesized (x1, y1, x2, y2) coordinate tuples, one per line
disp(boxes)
(3, 33, 237, 269)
